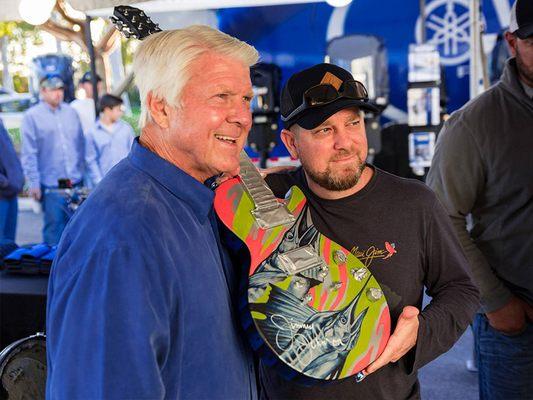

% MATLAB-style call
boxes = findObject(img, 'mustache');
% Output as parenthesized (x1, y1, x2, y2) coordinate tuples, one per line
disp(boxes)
(329, 148, 357, 162)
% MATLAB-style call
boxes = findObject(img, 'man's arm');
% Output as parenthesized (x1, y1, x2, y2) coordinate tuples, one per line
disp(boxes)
(0, 123, 24, 196)
(47, 244, 173, 398)
(365, 196, 480, 377)
(20, 113, 41, 199)
(84, 131, 103, 185)
(427, 118, 529, 333)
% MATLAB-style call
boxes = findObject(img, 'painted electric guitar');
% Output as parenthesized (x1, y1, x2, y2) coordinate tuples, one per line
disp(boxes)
(215, 154, 390, 380)
(111, 5, 390, 381)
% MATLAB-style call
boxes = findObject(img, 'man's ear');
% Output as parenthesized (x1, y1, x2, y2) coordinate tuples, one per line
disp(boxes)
(504, 31, 518, 57)
(146, 91, 170, 129)
(280, 128, 299, 159)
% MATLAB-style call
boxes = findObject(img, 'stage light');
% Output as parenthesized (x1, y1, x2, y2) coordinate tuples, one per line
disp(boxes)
(326, 0, 353, 7)
(18, 0, 55, 25)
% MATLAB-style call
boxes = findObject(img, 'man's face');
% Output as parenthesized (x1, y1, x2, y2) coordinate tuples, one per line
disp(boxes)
(41, 87, 64, 108)
(506, 32, 533, 86)
(105, 104, 124, 123)
(163, 52, 253, 182)
(282, 107, 368, 192)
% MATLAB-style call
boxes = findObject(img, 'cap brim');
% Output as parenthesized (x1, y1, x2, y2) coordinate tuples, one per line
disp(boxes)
(41, 81, 64, 89)
(515, 24, 533, 39)
(285, 98, 380, 130)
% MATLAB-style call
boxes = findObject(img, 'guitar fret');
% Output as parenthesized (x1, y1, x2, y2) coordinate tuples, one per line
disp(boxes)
(239, 151, 280, 210)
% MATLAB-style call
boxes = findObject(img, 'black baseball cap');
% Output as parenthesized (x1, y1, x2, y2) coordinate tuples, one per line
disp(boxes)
(281, 63, 378, 130)
(80, 71, 102, 84)
(510, 0, 533, 39)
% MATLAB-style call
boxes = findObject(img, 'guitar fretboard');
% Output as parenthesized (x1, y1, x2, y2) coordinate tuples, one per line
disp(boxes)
(238, 151, 295, 229)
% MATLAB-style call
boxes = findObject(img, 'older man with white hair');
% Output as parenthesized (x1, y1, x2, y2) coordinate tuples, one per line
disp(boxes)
(46, 25, 258, 399)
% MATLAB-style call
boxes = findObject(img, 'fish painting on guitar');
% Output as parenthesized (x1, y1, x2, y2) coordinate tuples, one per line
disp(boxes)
(110, 4, 390, 381)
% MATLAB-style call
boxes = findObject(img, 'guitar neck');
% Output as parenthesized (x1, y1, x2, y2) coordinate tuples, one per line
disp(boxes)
(238, 151, 295, 229)
(239, 151, 279, 210)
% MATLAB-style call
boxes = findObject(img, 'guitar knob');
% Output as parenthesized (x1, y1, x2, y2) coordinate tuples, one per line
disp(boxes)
(333, 250, 347, 265)
(350, 267, 368, 281)
(366, 287, 383, 302)
(293, 278, 305, 289)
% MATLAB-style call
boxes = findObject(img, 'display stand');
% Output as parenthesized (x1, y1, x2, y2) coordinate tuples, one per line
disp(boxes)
(406, 44, 442, 176)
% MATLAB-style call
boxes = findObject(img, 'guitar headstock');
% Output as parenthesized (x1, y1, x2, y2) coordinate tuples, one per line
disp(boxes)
(110, 5, 161, 40)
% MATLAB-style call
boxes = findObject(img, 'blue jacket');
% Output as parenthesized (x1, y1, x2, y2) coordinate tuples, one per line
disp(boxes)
(0, 119, 24, 199)
(46, 139, 257, 399)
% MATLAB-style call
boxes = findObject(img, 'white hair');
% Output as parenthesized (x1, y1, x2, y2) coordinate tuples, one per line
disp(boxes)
(132, 25, 259, 128)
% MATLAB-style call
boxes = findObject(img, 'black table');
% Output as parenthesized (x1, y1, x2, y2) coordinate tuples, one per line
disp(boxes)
(0, 270, 48, 350)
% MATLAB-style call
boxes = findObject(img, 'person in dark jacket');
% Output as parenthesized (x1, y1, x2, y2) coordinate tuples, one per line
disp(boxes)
(427, 1, 533, 398)
(0, 118, 24, 241)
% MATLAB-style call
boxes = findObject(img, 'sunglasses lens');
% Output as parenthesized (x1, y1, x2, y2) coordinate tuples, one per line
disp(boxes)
(304, 85, 339, 106)
(342, 80, 368, 99)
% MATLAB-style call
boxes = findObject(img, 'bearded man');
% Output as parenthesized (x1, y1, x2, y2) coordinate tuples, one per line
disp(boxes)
(260, 63, 480, 400)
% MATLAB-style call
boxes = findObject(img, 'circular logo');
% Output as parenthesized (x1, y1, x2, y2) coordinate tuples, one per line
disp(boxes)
(415, 0, 484, 66)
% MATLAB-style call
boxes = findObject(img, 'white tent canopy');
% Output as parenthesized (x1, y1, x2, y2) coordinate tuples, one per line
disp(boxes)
(0, 0, 323, 22)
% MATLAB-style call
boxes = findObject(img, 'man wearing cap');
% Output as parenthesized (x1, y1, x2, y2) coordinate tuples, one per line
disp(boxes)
(21, 76, 87, 245)
(71, 71, 103, 135)
(427, 0, 533, 397)
(259, 63, 479, 399)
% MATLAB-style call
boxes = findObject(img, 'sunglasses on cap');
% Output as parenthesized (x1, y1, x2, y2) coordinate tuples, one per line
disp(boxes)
(281, 80, 369, 122)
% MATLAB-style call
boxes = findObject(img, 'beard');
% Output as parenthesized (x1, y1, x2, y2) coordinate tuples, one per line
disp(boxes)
(302, 149, 366, 192)
(515, 45, 533, 87)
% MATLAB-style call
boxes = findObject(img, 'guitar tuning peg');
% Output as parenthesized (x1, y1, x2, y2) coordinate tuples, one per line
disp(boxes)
(123, 31, 131, 38)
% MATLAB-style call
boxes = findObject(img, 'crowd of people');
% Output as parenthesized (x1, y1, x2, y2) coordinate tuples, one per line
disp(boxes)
(0, 0, 531, 399)
(0, 72, 135, 245)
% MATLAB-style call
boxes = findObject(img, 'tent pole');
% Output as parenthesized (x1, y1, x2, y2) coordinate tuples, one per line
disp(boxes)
(84, 15, 99, 119)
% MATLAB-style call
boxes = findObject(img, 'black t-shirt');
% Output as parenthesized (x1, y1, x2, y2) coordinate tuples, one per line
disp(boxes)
(260, 166, 479, 400)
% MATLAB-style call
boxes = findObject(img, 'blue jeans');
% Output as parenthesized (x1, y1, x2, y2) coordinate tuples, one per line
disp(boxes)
(473, 313, 533, 400)
(0, 197, 18, 241)
(42, 188, 70, 246)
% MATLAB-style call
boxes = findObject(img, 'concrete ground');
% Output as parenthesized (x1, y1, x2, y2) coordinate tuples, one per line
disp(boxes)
(14, 208, 479, 399)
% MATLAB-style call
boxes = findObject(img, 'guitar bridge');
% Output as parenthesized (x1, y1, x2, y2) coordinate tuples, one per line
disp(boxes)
(277, 245, 327, 275)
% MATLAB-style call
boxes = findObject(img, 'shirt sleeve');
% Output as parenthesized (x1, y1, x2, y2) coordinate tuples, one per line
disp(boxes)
(20, 113, 41, 189)
(0, 123, 24, 195)
(426, 117, 512, 312)
(410, 196, 480, 371)
(84, 131, 103, 185)
(46, 244, 174, 399)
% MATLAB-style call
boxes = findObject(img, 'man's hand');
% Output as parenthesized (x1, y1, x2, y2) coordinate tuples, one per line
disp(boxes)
(29, 187, 42, 201)
(362, 306, 420, 377)
(486, 296, 533, 335)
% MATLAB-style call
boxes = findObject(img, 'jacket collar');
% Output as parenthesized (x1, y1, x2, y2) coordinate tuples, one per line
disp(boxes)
(128, 138, 214, 222)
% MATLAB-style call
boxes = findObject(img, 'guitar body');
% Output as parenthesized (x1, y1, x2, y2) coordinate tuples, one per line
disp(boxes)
(215, 176, 391, 381)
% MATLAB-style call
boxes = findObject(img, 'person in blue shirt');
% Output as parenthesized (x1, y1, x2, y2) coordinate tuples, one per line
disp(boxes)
(0, 118, 24, 241)
(46, 25, 259, 399)
(21, 76, 89, 245)
(85, 94, 135, 186)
